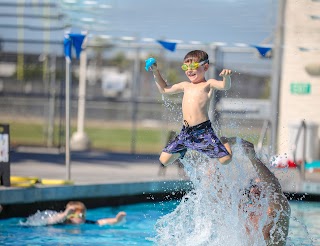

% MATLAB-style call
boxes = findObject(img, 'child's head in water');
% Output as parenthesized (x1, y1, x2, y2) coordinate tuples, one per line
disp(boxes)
(241, 178, 264, 205)
(65, 201, 86, 224)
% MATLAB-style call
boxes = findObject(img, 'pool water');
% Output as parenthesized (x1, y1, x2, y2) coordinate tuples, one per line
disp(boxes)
(0, 201, 176, 246)
(287, 201, 320, 245)
(0, 200, 319, 245)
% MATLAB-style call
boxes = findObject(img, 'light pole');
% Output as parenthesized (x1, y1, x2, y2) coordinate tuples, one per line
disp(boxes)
(65, 55, 71, 180)
(70, 32, 91, 151)
(59, 0, 112, 151)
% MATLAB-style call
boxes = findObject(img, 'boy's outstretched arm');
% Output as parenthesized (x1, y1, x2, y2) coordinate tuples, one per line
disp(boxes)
(96, 211, 126, 226)
(208, 69, 232, 90)
(46, 206, 74, 225)
(151, 64, 185, 94)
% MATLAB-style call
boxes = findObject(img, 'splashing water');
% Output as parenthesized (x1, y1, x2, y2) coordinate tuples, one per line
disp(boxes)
(158, 92, 314, 245)
(20, 210, 59, 226)
(152, 143, 286, 246)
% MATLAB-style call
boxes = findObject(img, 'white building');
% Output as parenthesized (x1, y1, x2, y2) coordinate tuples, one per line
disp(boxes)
(276, 0, 320, 163)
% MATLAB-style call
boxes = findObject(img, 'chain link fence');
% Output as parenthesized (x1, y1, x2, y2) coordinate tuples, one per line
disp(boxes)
(0, 39, 272, 154)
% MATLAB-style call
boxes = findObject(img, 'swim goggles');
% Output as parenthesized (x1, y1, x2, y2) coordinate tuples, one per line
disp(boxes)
(181, 59, 209, 71)
(67, 213, 85, 219)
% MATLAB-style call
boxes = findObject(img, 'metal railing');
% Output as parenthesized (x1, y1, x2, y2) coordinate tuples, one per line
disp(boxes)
(256, 119, 271, 157)
(292, 120, 307, 180)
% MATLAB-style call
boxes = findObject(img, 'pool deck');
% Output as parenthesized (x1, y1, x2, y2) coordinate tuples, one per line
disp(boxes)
(1, 146, 320, 217)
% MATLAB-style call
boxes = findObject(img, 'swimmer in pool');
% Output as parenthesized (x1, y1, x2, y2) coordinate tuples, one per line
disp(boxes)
(238, 138, 290, 245)
(46, 201, 126, 226)
(149, 50, 233, 166)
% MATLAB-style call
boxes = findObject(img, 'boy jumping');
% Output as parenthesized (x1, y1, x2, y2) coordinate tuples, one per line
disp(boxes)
(149, 50, 233, 166)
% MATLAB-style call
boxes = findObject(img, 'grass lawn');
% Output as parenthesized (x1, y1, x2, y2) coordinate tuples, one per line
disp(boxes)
(7, 120, 165, 154)
(5, 120, 263, 154)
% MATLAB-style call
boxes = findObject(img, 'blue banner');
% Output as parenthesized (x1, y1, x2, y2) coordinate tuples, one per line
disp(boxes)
(64, 33, 86, 59)
(157, 40, 177, 52)
(251, 45, 272, 57)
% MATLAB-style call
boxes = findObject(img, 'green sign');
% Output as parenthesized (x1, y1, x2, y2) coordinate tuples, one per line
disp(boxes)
(290, 83, 311, 95)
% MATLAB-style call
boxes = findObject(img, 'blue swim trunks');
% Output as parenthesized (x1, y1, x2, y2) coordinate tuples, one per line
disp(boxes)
(163, 120, 229, 159)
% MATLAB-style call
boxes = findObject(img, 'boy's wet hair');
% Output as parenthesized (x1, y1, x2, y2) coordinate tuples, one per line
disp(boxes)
(183, 50, 209, 64)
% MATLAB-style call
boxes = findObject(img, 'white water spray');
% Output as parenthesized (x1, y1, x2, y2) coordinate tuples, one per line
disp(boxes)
(20, 210, 59, 226)
(153, 143, 271, 246)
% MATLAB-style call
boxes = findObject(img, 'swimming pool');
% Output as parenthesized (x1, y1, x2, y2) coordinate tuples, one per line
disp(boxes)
(0, 200, 319, 245)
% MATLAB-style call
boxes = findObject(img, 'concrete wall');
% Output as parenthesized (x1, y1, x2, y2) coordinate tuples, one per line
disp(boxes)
(277, 0, 320, 161)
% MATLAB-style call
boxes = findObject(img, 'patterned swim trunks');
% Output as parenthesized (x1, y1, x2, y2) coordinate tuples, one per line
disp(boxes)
(163, 120, 230, 159)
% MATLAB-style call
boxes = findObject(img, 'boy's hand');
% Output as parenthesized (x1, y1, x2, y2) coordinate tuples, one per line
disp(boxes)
(150, 63, 158, 72)
(145, 57, 157, 72)
(241, 140, 256, 160)
(244, 146, 256, 160)
(219, 69, 232, 77)
(65, 206, 76, 215)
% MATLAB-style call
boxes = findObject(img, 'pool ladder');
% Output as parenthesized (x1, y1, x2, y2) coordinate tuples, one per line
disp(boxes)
(257, 119, 271, 158)
(292, 120, 307, 180)
(257, 119, 307, 180)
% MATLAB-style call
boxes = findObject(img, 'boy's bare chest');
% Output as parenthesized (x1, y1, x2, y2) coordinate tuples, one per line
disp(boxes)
(184, 83, 211, 98)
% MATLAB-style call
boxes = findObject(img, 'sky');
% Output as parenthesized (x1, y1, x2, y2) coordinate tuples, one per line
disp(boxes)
(107, 0, 278, 45)
(0, 0, 278, 76)
(0, 0, 278, 50)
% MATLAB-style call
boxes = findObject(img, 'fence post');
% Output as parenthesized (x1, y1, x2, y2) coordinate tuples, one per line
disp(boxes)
(0, 124, 10, 187)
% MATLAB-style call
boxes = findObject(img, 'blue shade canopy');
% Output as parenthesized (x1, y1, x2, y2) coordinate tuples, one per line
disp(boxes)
(157, 40, 177, 52)
(64, 33, 86, 59)
(251, 45, 272, 57)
